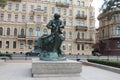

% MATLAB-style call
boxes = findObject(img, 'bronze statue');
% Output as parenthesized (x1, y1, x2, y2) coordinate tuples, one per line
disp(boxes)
(36, 13, 66, 61)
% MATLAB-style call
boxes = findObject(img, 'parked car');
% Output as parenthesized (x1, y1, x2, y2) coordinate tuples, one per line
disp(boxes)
(25, 50, 40, 56)
(92, 52, 101, 56)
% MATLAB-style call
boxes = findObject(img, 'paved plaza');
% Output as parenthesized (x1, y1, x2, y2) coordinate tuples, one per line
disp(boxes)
(0, 60, 120, 80)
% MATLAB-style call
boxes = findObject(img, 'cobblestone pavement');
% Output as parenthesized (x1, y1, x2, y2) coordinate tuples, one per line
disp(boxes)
(0, 60, 120, 80)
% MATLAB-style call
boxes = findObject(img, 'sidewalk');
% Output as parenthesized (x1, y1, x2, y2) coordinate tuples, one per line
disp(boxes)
(0, 61, 120, 80)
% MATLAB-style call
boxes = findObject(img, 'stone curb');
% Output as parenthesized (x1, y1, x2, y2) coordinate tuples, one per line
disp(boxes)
(81, 61, 120, 74)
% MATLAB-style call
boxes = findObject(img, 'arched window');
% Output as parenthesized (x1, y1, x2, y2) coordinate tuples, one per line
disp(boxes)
(116, 26, 120, 35)
(77, 32, 80, 39)
(21, 28, 24, 35)
(29, 28, 33, 36)
(0, 27, 3, 35)
(69, 32, 72, 39)
(7, 28, 10, 35)
(81, 1, 85, 7)
(14, 28, 17, 36)
(36, 27, 40, 36)
(43, 28, 48, 35)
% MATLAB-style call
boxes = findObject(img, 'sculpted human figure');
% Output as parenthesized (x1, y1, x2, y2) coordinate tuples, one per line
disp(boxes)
(36, 13, 66, 61)
(46, 13, 65, 56)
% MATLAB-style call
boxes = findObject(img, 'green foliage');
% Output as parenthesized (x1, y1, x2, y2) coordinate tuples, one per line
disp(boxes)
(87, 59, 120, 68)
(0, 53, 12, 58)
(0, 0, 7, 7)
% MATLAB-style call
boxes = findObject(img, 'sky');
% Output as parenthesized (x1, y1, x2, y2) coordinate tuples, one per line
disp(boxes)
(92, 0, 104, 28)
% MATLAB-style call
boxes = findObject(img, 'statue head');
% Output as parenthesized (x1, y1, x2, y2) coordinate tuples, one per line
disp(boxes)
(54, 13, 60, 20)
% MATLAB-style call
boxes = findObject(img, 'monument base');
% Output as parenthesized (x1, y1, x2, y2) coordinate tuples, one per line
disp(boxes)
(32, 59, 82, 77)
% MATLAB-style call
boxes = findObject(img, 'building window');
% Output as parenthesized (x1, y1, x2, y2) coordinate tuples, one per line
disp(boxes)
(22, 15, 25, 22)
(81, 1, 85, 7)
(15, 15, 18, 22)
(63, 9, 67, 15)
(7, 28, 10, 36)
(82, 33, 84, 39)
(8, 14, 11, 21)
(43, 29, 48, 35)
(0, 41, 2, 48)
(36, 27, 40, 36)
(6, 41, 9, 48)
(13, 41, 16, 48)
(116, 26, 120, 35)
(22, 4, 26, 11)
(29, 16, 34, 22)
(52, 7, 55, 14)
(62, 44, 66, 50)
(0, 14, 4, 21)
(63, 19, 66, 25)
(43, 17, 47, 23)
(69, 0, 72, 5)
(31, 5, 34, 11)
(82, 20, 85, 26)
(14, 28, 17, 36)
(69, 9, 72, 16)
(77, 1, 80, 6)
(81, 11, 84, 16)
(29, 28, 33, 36)
(69, 20, 72, 26)
(57, 8, 61, 14)
(20, 43, 24, 49)
(82, 44, 84, 50)
(57, 0, 61, 3)
(68, 32, 72, 39)
(117, 41, 120, 48)
(36, 15, 41, 22)
(44, 7, 47, 13)
(37, 5, 41, 11)
(68, 44, 72, 50)
(77, 44, 80, 50)
(77, 10, 80, 15)
(21, 29, 24, 35)
(77, 21, 80, 26)
(28, 42, 32, 49)
(15, 4, 19, 11)
(64, 0, 67, 4)
(0, 27, 3, 35)
(8, 3, 12, 10)
(51, 0, 55, 3)
(77, 32, 80, 39)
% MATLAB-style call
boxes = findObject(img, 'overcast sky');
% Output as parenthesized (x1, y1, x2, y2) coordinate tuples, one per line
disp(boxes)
(92, 0, 104, 28)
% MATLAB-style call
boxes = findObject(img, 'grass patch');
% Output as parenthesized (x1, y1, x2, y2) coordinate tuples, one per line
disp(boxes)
(87, 59, 120, 68)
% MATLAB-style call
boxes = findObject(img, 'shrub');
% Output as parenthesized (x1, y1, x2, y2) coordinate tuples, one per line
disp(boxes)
(87, 59, 120, 68)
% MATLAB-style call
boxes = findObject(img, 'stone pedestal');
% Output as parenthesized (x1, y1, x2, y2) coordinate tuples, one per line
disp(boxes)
(32, 59, 82, 77)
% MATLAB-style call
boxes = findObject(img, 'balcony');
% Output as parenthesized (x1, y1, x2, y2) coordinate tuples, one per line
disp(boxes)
(76, 38, 94, 44)
(18, 35, 26, 40)
(110, 35, 120, 39)
(56, 2, 69, 8)
(26, 36, 38, 41)
(8, 0, 21, 2)
(76, 26, 88, 31)
(29, 9, 45, 15)
(76, 14, 87, 20)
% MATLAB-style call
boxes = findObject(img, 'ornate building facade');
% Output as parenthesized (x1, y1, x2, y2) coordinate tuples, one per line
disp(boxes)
(0, 0, 95, 55)
(97, 1, 120, 55)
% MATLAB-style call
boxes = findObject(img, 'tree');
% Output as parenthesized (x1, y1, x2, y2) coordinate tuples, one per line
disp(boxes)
(0, 0, 7, 8)
(100, 0, 120, 13)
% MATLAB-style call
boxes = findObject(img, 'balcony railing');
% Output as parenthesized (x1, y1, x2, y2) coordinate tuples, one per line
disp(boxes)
(110, 34, 120, 39)
(18, 35, 26, 38)
(56, 2, 69, 8)
(26, 36, 38, 40)
(76, 14, 87, 20)
(76, 38, 94, 44)
(76, 26, 88, 31)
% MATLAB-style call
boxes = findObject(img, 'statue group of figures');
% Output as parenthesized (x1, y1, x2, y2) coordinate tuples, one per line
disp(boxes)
(36, 13, 66, 61)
